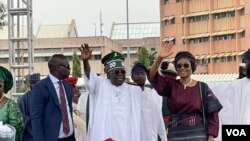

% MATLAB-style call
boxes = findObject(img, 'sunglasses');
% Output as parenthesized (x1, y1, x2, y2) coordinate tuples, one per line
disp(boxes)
(59, 64, 71, 70)
(113, 70, 126, 75)
(176, 63, 190, 69)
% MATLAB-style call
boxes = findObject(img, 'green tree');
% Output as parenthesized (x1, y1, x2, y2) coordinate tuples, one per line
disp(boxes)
(0, 1, 6, 27)
(137, 46, 151, 69)
(72, 51, 82, 77)
(149, 51, 157, 66)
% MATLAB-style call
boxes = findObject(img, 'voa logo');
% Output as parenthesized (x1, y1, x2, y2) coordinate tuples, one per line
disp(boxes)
(226, 129, 246, 136)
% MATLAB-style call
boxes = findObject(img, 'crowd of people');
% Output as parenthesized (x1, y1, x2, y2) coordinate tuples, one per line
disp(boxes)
(0, 42, 250, 141)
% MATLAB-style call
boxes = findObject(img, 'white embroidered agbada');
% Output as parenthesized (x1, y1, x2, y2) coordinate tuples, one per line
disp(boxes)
(207, 82, 231, 141)
(141, 87, 168, 141)
(84, 70, 142, 141)
(220, 77, 250, 124)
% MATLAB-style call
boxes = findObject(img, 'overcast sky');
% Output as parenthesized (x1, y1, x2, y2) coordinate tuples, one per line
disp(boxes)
(33, 0, 159, 37)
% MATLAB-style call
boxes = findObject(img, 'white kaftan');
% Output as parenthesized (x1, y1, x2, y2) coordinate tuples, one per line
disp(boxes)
(84, 70, 142, 141)
(140, 87, 168, 141)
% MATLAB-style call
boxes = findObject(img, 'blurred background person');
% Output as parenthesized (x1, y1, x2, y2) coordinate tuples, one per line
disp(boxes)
(18, 73, 41, 141)
(238, 61, 246, 79)
(65, 77, 81, 109)
(131, 63, 167, 141)
(65, 77, 86, 141)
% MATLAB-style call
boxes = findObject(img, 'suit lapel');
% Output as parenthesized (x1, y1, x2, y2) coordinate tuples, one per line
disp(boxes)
(45, 77, 61, 109)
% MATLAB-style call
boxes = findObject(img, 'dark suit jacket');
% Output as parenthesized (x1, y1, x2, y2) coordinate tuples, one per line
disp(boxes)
(29, 76, 76, 141)
(18, 91, 33, 141)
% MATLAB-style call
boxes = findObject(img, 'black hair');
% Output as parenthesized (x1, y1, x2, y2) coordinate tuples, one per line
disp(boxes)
(48, 54, 67, 72)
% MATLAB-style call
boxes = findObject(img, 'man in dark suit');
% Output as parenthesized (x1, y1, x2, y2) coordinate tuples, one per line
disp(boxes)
(30, 54, 76, 141)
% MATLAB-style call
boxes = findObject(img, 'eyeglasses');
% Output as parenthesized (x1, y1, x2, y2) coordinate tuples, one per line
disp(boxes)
(113, 70, 126, 75)
(59, 64, 70, 70)
(176, 63, 190, 69)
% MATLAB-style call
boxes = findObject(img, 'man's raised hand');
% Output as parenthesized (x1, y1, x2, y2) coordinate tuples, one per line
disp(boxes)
(78, 43, 92, 61)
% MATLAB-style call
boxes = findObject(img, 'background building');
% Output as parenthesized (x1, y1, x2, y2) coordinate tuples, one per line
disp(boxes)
(110, 22, 160, 70)
(160, 0, 249, 73)
(0, 20, 122, 77)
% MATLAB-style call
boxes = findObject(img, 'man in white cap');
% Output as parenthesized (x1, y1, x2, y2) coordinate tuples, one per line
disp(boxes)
(78, 43, 142, 141)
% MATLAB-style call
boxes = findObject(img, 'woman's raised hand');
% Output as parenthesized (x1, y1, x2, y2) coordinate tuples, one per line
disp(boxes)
(158, 41, 174, 59)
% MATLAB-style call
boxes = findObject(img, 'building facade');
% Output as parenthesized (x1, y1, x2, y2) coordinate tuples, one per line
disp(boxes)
(160, 0, 249, 73)
(0, 37, 122, 76)
(110, 22, 160, 73)
(0, 20, 122, 77)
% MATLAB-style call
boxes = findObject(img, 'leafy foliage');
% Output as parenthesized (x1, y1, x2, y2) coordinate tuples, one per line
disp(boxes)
(72, 51, 82, 77)
(0, 1, 6, 27)
(136, 46, 157, 69)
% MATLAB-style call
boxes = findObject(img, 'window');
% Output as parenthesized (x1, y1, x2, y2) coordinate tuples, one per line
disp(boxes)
(151, 48, 156, 52)
(187, 37, 209, 44)
(164, 0, 169, 4)
(221, 57, 226, 62)
(164, 39, 176, 45)
(89, 55, 100, 60)
(213, 34, 235, 41)
(164, 18, 175, 25)
(188, 16, 208, 22)
(43, 48, 52, 53)
(170, 18, 175, 24)
(227, 56, 233, 62)
(201, 15, 209, 21)
(214, 12, 235, 19)
(45, 57, 50, 61)
(34, 49, 43, 53)
(202, 37, 209, 42)
(0, 58, 9, 63)
(190, 18, 194, 22)
(240, 31, 245, 38)
(214, 58, 220, 63)
(227, 11, 235, 17)
(93, 55, 101, 60)
(240, 8, 245, 16)
(203, 59, 210, 64)
(52, 48, 61, 53)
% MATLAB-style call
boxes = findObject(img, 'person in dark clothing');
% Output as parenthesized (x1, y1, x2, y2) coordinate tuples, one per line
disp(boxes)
(18, 73, 40, 141)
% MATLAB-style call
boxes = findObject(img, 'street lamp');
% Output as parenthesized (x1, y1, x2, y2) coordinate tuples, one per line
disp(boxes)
(126, 0, 131, 77)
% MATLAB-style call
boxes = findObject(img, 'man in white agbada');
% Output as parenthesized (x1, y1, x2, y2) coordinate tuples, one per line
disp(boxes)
(220, 49, 250, 125)
(78, 44, 142, 141)
(131, 63, 168, 141)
